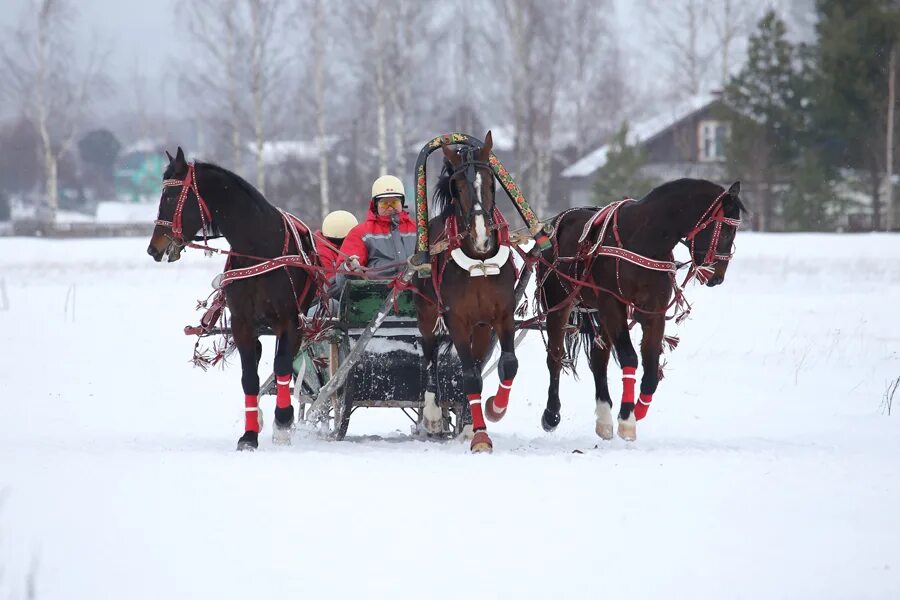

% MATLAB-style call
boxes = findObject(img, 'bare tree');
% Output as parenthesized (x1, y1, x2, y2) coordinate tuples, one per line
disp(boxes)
(709, 0, 752, 87)
(308, 0, 331, 219)
(886, 43, 896, 231)
(182, 0, 246, 170)
(562, 0, 623, 156)
(0, 0, 107, 224)
(642, 0, 714, 98)
(500, 0, 575, 215)
(246, 0, 293, 194)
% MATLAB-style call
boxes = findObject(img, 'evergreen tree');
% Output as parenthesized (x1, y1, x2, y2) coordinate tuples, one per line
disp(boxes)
(592, 123, 659, 204)
(725, 10, 807, 231)
(812, 0, 900, 230)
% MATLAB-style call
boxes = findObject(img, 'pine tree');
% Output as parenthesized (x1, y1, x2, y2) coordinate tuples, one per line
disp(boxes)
(725, 10, 807, 231)
(592, 123, 660, 204)
(812, 0, 900, 230)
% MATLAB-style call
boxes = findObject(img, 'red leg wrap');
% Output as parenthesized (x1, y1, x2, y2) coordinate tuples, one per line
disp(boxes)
(245, 394, 260, 432)
(493, 379, 513, 411)
(622, 366, 637, 405)
(276, 375, 292, 409)
(634, 393, 653, 421)
(468, 394, 486, 431)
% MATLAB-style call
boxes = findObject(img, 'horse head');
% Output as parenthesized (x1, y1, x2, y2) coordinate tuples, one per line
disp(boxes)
(147, 147, 213, 262)
(687, 181, 745, 287)
(440, 131, 497, 257)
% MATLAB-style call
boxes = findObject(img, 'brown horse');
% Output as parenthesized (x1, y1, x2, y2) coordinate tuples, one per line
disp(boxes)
(538, 178, 745, 441)
(147, 148, 319, 450)
(415, 132, 519, 453)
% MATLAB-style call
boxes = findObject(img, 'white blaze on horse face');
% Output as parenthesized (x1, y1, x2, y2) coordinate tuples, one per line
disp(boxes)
(473, 173, 490, 253)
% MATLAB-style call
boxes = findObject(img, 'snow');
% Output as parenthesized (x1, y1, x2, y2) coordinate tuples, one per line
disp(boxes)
(562, 94, 718, 178)
(1, 233, 900, 599)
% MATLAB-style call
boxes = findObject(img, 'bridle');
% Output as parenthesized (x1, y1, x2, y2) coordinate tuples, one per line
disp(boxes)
(449, 146, 496, 234)
(154, 162, 215, 244)
(682, 190, 742, 271)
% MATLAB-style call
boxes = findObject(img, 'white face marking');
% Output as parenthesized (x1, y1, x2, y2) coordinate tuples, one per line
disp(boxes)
(473, 172, 490, 252)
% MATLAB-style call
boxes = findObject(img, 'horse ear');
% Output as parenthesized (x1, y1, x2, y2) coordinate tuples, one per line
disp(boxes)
(441, 143, 460, 165)
(174, 146, 186, 167)
(478, 130, 493, 161)
(727, 181, 741, 197)
(165, 150, 174, 164)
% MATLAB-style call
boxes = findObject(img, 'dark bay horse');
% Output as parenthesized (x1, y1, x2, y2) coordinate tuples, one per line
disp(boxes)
(147, 148, 319, 450)
(538, 178, 745, 441)
(415, 132, 519, 453)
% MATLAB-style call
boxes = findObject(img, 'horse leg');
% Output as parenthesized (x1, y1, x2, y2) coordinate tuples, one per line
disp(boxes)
(420, 331, 444, 434)
(233, 321, 262, 451)
(272, 328, 297, 445)
(634, 315, 665, 421)
(486, 315, 517, 423)
(589, 339, 615, 440)
(542, 305, 573, 432)
(611, 324, 640, 442)
(448, 319, 492, 453)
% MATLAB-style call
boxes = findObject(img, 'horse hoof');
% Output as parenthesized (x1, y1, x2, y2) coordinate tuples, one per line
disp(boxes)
(617, 416, 636, 442)
(470, 431, 493, 453)
(457, 424, 474, 441)
(236, 431, 259, 451)
(485, 395, 507, 423)
(595, 402, 614, 440)
(272, 424, 293, 446)
(541, 409, 560, 432)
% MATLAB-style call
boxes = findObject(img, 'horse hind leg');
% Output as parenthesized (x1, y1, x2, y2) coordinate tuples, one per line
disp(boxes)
(271, 329, 296, 446)
(234, 323, 262, 451)
(541, 305, 572, 432)
(612, 328, 639, 442)
(589, 339, 615, 440)
(420, 332, 444, 435)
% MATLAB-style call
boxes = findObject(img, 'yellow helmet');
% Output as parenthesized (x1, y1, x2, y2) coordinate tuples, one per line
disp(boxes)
(321, 210, 358, 239)
(371, 174, 405, 200)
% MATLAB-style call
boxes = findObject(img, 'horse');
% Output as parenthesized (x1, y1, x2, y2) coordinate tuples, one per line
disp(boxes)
(537, 178, 745, 441)
(146, 147, 320, 451)
(414, 132, 519, 453)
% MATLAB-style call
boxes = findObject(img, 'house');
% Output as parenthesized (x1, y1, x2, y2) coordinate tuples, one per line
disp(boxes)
(561, 93, 737, 207)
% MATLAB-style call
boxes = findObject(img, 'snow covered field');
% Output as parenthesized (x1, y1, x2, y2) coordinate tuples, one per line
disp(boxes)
(1, 234, 899, 599)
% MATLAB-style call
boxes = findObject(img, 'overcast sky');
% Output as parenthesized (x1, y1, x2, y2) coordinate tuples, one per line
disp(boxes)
(1, 0, 188, 116)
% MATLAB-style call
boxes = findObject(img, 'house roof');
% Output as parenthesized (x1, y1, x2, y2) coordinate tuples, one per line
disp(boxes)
(561, 93, 718, 178)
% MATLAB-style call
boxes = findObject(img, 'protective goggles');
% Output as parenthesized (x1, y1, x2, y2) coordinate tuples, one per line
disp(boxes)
(376, 196, 403, 209)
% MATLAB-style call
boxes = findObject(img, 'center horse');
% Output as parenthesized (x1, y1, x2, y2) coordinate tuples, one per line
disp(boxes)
(538, 178, 745, 441)
(415, 132, 519, 453)
(147, 147, 321, 450)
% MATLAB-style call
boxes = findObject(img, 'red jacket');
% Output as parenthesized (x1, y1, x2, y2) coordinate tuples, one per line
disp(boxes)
(338, 205, 417, 275)
(313, 230, 341, 280)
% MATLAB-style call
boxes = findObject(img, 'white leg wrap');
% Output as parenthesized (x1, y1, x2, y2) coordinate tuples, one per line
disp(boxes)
(595, 402, 614, 440)
(422, 391, 443, 434)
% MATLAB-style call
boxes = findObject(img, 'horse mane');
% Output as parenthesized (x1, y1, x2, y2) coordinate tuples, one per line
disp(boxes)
(198, 162, 275, 214)
(639, 177, 748, 215)
(432, 158, 456, 219)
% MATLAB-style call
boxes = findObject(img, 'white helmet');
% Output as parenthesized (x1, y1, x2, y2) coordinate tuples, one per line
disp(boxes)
(371, 174, 405, 200)
(321, 210, 358, 239)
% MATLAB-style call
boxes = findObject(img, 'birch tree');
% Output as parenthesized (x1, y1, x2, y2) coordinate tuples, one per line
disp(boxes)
(0, 0, 107, 224)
